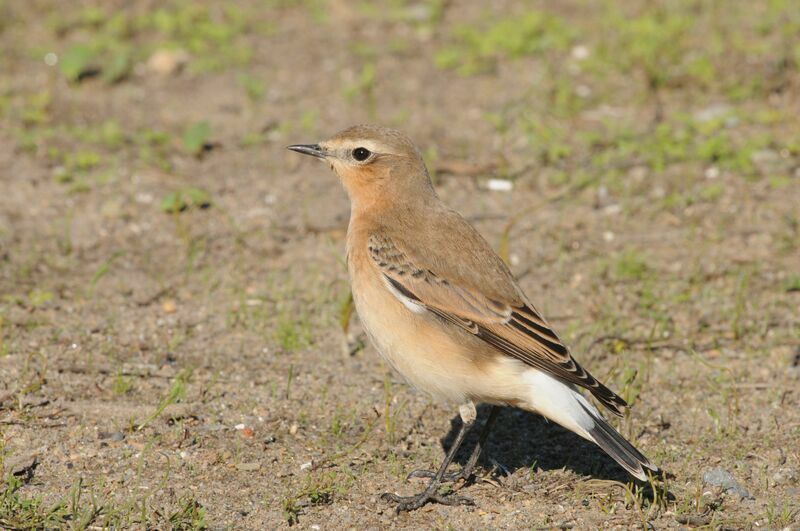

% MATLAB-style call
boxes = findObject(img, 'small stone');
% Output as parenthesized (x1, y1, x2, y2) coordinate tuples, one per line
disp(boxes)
(289, 423, 298, 435)
(705, 166, 720, 179)
(486, 179, 513, 192)
(571, 45, 590, 60)
(234, 423, 246, 430)
(110, 431, 125, 442)
(703, 467, 753, 499)
(241, 426, 255, 438)
(299, 461, 312, 471)
(236, 462, 261, 472)
(772, 467, 798, 486)
(161, 300, 177, 314)
(146, 49, 189, 76)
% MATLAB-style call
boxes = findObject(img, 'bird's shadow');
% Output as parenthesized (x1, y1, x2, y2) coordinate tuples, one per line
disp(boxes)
(438, 404, 633, 483)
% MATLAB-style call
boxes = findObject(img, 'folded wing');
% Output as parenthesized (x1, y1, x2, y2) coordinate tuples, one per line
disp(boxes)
(369, 231, 627, 416)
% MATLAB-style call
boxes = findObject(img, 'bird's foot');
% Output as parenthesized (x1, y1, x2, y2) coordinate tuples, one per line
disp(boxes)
(381, 489, 473, 513)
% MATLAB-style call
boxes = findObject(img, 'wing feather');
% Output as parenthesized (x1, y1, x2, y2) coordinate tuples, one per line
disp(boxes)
(374, 234, 627, 416)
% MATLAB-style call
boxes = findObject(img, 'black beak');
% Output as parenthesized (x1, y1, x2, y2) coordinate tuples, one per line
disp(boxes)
(287, 143, 327, 159)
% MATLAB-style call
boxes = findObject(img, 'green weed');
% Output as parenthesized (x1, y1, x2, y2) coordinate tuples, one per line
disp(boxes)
(113, 371, 134, 395)
(166, 495, 207, 530)
(343, 62, 377, 119)
(613, 250, 649, 281)
(182, 121, 212, 155)
(138, 368, 193, 430)
(275, 315, 312, 353)
(436, 10, 574, 75)
(161, 187, 213, 213)
(0, 474, 70, 529)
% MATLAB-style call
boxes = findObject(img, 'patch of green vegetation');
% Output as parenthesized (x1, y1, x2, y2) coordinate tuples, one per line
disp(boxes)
(436, 10, 574, 75)
(613, 250, 650, 281)
(18, 90, 52, 126)
(0, 474, 72, 529)
(343, 62, 377, 119)
(762, 500, 799, 528)
(281, 471, 353, 526)
(138, 368, 193, 430)
(275, 315, 312, 352)
(136, 128, 173, 171)
(46, 2, 258, 82)
(593, 6, 697, 92)
(0, 471, 209, 530)
(182, 121, 212, 156)
(0, 316, 8, 357)
(161, 187, 213, 214)
(165, 495, 207, 530)
(731, 269, 751, 340)
(783, 275, 800, 292)
(112, 371, 134, 395)
(238, 73, 265, 102)
(27, 289, 54, 308)
(699, 183, 724, 202)
(60, 44, 103, 83)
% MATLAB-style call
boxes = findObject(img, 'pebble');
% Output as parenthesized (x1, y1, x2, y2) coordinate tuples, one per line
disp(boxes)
(486, 179, 513, 192)
(772, 467, 798, 486)
(146, 49, 189, 76)
(702, 467, 753, 499)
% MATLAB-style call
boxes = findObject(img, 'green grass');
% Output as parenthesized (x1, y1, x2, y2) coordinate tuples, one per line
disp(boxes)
(0, 1, 798, 528)
(274, 315, 312, 353)
(280, 471, 353, 526)
(0, 473, 209, 529)
(137, 368, 193, 430)
(612, 250, 650, 282)
(436, 10, 574, 75)
(46, 2, 259, 81)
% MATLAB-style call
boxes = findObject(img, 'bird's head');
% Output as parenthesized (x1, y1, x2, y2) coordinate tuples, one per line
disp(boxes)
(288, 124, 435, 208)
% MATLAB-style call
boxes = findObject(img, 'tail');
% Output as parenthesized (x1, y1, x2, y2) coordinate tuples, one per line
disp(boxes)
(576, 400, 659, 481)
(523, 369, 659, 481)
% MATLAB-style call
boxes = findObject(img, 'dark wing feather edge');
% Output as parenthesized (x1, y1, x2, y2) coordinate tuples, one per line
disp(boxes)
(385, 275, 628, 416)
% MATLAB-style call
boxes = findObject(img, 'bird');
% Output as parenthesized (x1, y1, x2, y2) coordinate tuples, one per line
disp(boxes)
(288, 125, 659, 512)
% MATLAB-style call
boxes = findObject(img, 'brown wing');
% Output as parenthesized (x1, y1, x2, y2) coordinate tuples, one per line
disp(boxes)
(368, 232, 627, 416)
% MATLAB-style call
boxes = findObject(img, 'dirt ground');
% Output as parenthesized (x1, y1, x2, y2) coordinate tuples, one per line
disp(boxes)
(1, 1, 799, 529)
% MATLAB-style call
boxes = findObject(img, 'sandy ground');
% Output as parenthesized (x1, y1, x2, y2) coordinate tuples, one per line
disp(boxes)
(1, 1, 799, 529)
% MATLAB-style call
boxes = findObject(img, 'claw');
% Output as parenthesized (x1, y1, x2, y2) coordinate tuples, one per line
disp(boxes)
(381, 490, 473, 512)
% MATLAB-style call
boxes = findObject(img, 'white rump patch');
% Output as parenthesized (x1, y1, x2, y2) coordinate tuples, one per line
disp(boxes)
(522, 369, 598, 441)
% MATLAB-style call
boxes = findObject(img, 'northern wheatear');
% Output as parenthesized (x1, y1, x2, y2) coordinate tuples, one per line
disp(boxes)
(288, 125, 658, 512)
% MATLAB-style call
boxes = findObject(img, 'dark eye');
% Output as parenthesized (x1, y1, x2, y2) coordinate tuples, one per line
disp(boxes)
(352, 147, 371, 161)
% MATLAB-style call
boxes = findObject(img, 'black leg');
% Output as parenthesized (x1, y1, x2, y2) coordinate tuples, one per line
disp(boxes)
(382, 402, 478, 512)
(457, 405, 500, 479)
(407, 405, 500, 483)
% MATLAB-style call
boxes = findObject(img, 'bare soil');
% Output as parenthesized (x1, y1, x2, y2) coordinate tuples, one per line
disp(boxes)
(1, 1, 799, 529)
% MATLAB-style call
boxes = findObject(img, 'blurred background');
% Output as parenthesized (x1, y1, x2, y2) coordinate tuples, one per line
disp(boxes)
(1, 0, 798, 528)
